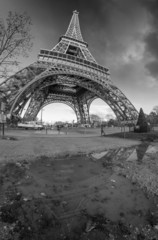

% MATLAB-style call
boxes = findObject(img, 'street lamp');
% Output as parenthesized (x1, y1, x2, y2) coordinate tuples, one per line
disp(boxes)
(0, 101, 6, 138)
(41, 108, 44, 124)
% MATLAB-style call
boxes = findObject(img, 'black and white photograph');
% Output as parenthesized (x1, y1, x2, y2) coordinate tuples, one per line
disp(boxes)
(0, 0, 158, 239)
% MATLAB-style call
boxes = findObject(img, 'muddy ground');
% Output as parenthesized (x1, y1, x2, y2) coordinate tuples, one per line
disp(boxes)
(0, 129, 158, 239)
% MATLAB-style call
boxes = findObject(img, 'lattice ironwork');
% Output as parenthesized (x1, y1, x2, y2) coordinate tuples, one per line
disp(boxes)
(65, 10, 83, 42)
(0, 11, 138, 124)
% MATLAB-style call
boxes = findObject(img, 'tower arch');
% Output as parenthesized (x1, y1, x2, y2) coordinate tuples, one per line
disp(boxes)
(89, 98, 115, 120)
(36, 102, 78, 123)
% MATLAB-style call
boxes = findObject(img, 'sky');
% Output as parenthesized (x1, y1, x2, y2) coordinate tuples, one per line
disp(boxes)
(0, 0, 158, 123)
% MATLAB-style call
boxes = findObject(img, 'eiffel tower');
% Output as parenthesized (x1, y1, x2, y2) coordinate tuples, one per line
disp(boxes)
(0, 10, 138, 124)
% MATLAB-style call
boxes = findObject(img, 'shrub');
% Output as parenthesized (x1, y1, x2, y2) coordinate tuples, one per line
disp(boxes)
(135, 108, 150, 133)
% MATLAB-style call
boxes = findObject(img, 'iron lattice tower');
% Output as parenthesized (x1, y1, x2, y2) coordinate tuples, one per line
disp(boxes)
(0, 10, 138, 123)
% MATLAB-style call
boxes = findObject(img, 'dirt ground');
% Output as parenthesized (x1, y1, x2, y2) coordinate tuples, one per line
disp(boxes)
(0, 139, 158, 239)
(0, 128, 140, 162)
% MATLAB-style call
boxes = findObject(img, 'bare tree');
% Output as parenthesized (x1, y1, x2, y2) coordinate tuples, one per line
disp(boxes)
(0, 11, 33, 78)
(153, 106, 158, 115)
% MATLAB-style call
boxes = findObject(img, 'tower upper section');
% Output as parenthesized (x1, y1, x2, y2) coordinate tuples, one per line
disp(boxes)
(49, 10, 96, 63)
(64, 10, 84, 43)
(38, 11, 109, 66)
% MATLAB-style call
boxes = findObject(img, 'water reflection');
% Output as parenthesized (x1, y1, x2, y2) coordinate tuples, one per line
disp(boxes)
(91, 143, 158, 164)
(0, 143, 158, 238)
(136, 143, 149, 164)
(91, 147, 136, 161)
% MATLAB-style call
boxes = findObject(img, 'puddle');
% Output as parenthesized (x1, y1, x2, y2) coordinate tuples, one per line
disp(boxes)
(91, 151, 108, 159)
(0, 144, 158, 239)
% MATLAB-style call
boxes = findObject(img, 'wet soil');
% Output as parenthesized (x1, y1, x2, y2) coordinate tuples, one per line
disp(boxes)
(0, 143, 158, 239)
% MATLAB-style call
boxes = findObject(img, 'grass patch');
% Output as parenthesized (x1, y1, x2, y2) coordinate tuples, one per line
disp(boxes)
(105, 131, 158, 141)
(1, 136, 18, 141)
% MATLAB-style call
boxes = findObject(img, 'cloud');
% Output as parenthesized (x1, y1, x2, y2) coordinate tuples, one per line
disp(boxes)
(145, 61, 158, 78)
(143, 32, 158, 79)
(82, 0, 149, 63)
(89, 98, 115, 119)
(145, 75, 158, 88)
(140, 0, 158, 27)
(138, 0, 158, 79)
(145, 32, 158, 58)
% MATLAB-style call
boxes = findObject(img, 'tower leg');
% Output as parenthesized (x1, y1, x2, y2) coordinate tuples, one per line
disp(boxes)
(23, 91, 46, 121)
(77, 97, 90, 124)
(72, 97, 81, 123)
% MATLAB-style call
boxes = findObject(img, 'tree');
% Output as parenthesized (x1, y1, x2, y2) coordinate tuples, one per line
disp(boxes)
(148, 111, 158, 125)
(0, 11, 33, 78)
(105, 114, 115, 121)
(90, 114, 101, 123)
(107, 118, 118, 127)
(148, 105, 158, 128)
(135, 108, 150, 133)
(153, 106, 158, 115)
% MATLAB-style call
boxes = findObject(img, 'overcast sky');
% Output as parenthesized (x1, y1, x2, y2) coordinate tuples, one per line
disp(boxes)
(0, 0, 158, 122)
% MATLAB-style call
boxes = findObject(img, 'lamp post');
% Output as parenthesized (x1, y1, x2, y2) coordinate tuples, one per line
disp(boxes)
(0, 101, 6, 138)
(41, 108, 44, 125)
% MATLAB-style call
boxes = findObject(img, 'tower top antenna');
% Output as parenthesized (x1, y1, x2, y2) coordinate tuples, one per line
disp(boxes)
(73, 10, 79, 14)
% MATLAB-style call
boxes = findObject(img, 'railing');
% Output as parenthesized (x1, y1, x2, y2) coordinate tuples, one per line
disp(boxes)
(38, 50, 109, 75)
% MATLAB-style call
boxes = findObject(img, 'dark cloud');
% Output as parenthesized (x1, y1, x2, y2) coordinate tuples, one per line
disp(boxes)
(145, 61, 158, 78)
(144, 32, 158, 78)
(140, 0, 158, 26)
(80, 0, 148, 65)
(138, 0, 158, 79)
(145, 32, 158, 58)
(113, 63, 136, 81)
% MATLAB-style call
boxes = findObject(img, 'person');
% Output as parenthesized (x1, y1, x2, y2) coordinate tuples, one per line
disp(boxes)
(101, 124, 105, 136)
(57, 125, 61, 134)
(65, 123, 68, 135)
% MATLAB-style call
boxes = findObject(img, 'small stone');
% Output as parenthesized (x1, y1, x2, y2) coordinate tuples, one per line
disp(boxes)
(23, 197, 29, 201)
(16, 164, 22, 168)
(46, 164, 51, 167)
(40, 192, 46, 197)
(111, 179, 116, 183)
(61, 201, 68, 206)
(86, 220, 96, 232)
(109, 233, 115, 240)
(16, 181, 21, 185)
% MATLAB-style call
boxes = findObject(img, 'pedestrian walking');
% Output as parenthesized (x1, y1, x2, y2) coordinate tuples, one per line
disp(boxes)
(65, 123, 68, 135)
(57, 125, 61, 134)
(101, 124, 105, 136)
